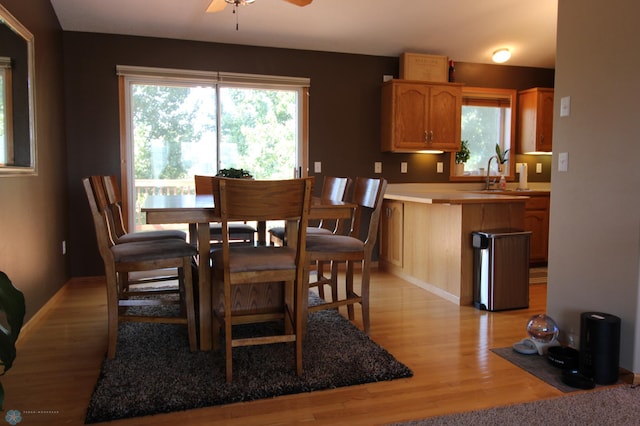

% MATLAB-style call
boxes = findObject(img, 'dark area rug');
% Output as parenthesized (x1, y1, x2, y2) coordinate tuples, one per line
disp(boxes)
(85, 300, 413, 424)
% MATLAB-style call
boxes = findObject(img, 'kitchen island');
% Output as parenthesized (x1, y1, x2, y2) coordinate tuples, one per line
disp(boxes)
(379, 184, 529, 305)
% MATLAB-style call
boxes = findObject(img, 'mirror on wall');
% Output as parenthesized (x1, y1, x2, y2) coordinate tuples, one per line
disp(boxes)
(0, 4, 36, 175)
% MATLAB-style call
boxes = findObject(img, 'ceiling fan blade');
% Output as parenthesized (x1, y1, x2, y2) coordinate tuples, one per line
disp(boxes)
(283, 0, 313, 6)
(206, 0, 227, 13)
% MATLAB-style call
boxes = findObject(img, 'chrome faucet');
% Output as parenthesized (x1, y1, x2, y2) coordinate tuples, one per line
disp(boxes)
(485, 155, 498, 190)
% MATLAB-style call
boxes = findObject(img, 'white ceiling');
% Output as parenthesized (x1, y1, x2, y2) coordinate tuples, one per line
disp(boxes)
(49, 0, 557, 69)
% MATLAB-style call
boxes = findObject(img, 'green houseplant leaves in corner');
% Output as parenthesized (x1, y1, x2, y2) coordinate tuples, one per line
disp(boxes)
(455, 140, 470, 164)
(495, 143, 510, 164)
(0, 272, 25, 411)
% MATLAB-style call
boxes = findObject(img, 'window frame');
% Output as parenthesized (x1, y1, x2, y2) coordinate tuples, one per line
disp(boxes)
(117, 66, 310, 229)
(449, 86, 517, 182)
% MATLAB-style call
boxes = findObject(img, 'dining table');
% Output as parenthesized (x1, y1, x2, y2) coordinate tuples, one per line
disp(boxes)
(142, 193, 356, 350)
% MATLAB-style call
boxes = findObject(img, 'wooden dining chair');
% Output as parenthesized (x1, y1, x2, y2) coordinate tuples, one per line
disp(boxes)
(101, 175, 187, 243)
(194, 175, 257, 245)
(305, 177, 387, 335)
(83, 176, 198, 359)
(268, 176, 352, 301)
(208, 176, 313, 382)
(268, 176, 352, 246)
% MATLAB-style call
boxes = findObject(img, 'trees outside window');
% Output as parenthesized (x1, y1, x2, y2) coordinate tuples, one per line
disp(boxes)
(120, 69, 308, 231)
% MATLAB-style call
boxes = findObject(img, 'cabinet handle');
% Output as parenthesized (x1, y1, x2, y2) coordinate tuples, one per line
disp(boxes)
(423, 131, 429, 143)
(386, 207, 392, 218)
(429, 130, 434, 143)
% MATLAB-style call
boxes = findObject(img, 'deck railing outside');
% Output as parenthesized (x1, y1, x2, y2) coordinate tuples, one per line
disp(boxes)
(134, 178, 195, 228)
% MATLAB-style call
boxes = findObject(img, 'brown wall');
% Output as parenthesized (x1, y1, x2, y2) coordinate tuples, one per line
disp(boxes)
(63, 32, 554, 277)
(0, 0, 67, 323)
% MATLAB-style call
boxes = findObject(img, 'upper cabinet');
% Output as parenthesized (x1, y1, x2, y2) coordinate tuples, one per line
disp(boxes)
(517, 87, 554, 154)
(381, 80, 462, 152)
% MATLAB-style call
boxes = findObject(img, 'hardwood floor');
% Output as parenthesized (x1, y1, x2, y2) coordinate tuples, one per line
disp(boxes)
(6, 271, 558, 425)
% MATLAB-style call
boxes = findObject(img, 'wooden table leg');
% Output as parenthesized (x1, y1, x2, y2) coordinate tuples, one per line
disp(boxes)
(197, 221, 212, 351)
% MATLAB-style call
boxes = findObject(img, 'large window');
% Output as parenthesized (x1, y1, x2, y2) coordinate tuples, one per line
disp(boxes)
(450, 87, 516, 180)
(118, 66, 309, 231)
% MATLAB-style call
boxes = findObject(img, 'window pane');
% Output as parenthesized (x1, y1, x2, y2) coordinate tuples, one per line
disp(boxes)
(219, 87, 297, 179)
(461, 105, 511, 175)
(131, 84, 217, 231)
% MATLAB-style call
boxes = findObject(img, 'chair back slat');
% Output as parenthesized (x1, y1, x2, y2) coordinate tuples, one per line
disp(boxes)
(218, 177, 313, 222)
(82, 177, 117, 261)
(349, 177, 388, 244)
(101, 175, 129, 238)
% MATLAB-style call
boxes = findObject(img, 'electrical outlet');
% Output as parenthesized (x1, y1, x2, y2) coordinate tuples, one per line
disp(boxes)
(437, 162, 443, 173)
(536, 163, 543, 173)
(374, 162, 382, 173)
(401, 162, 408, 173)
(515, 163, 523, 173)
(314, 161, 321, 173)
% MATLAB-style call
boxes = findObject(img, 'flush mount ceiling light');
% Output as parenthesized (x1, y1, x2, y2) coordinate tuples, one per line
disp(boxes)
(492, 48, 511, 63)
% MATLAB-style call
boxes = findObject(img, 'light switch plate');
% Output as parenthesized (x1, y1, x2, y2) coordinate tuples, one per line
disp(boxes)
(401, 162, 408, 173)
(314, 161, 321, 173)
(560, 96, 571, 117)
(437, 162, 443, 173)
(536, 163, 543, 173)
(374, 162, 382, 173)
(558, 152, 569, 172)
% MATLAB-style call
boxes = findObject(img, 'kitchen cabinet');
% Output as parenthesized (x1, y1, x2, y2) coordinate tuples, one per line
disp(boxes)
(381, 79, 462, 152)
(379, 200, 403, 267)
(378, 189, 526, 305)
(523, 193, 550, 264)
(518, 87, 554, 153)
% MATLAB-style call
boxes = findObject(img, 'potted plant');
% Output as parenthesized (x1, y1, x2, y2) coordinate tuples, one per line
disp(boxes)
(0, 271, 25, 410)
(216, 168, 253, 179)
(455, 140, 470, 176)
(495, 144, 510, 174)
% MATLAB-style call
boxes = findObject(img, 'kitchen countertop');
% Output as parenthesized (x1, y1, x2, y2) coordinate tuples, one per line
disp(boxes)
(384, 183, 550, 205)
(384, 187, 528, 205)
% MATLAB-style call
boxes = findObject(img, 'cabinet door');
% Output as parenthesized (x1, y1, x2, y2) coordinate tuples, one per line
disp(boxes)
(523, 195, 550, 264)
(429, 84, 462, 150)
(518, 88, 554, 153)
(380, 200, 403, 267)
(393, 84, 430, 150)
(381, 80, 462, 152)
(538, 90, 554, 152)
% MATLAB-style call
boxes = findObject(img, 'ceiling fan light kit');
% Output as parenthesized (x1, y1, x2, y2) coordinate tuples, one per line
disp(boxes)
(207, 0, 312, 30)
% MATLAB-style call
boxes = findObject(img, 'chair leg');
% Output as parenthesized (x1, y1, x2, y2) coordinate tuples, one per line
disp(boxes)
(316, 261, 326, 299)
(105, 267, 120, 359)
(330, 261, 339, 303)
(361, 258, 371, 335)
(283, 279, 294, 335)
(345, 261, 355, 321)
(224, 286, 233, 383)
(181, 258, 197, 352)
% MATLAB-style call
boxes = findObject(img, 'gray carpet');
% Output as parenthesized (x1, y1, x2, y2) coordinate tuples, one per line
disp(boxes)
(84, 299, 413, 424)
(391, 385, 639, 425)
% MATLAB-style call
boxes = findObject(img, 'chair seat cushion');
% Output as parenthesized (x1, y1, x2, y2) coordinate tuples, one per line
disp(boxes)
(306, 234, 365, 253)
(269, 226, 333, 240)
(118, 229, 187, 243)
(212, 246, 297, 273)
(111, 239, 196, 263)
(209, 223, 257, 240)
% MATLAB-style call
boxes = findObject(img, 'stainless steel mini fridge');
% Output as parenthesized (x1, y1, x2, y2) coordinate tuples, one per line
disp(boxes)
(472, 229, 531, 311)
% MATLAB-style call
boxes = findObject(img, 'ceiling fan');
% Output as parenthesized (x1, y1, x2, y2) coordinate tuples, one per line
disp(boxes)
(206, 0, 313, 14)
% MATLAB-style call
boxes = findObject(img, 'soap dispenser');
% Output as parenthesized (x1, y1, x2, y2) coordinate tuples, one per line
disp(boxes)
(499, 175, 506, 190)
